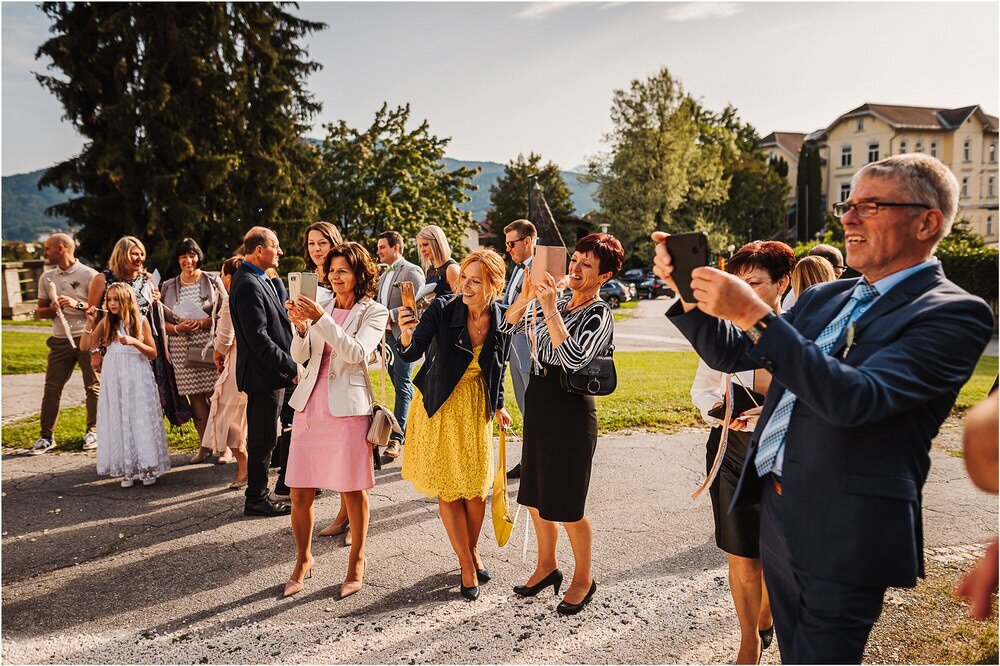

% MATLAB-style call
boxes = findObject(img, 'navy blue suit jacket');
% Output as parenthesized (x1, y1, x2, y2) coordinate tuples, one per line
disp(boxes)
(228, 263, 297, 394)
(669, 263, 993, 588)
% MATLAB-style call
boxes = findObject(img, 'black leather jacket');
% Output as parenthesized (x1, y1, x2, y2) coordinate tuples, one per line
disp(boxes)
(396, 295, 511, 419)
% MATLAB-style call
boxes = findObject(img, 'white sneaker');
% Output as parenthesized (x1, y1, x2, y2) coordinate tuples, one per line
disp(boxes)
(141, 477, 157, 487)
(121, 477, 134, 488)
(82, 431, 98, 451)
(28, 438, 55, 456)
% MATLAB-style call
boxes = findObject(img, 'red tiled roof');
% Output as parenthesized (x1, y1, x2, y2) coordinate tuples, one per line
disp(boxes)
(760, 131, 806, 158)
(833, 103, 998, 132)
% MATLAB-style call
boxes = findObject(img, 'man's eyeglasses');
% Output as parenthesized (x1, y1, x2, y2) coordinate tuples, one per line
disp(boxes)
(505, 236, 527, 249)
(832, 201, 932, 219)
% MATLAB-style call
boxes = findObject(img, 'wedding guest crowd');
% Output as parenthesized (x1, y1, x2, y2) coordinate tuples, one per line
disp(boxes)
(27, 152, 996, 663)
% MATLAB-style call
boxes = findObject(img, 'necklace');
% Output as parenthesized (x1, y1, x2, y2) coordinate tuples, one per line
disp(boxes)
(180, 271, 200, 286)
(468, 308, 490, 335)
(562, 295, 598, 315)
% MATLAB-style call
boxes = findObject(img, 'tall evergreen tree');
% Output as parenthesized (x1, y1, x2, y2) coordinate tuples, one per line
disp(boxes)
(795, 143, 824, 243)
(312, 103, 478, 263)
(34, 2, 324, 269)
(486, 153, 576, 253)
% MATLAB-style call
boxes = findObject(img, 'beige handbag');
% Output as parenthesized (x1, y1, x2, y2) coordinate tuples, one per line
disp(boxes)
(366, 329, 402, 448)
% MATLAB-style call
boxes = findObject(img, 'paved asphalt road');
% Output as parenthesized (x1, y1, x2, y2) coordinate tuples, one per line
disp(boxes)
(2, 424, 994, 664)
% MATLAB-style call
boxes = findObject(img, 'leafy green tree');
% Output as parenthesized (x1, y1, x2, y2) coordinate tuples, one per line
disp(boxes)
(769, 155, 789, 179)
(586, 67, 728, 266)
(486, 153, 576, 252)
(34, 2, 324, 270)
(313, 103, 478, 262)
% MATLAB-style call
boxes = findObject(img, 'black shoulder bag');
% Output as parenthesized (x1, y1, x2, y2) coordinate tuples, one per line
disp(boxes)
(559, 334, 617, 396)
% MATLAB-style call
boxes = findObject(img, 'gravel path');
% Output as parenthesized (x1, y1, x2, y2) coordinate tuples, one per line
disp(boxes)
(2, 427, 994, 664)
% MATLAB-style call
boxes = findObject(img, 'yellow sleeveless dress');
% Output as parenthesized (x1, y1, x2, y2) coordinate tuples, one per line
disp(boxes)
(402, 345, 495, 502)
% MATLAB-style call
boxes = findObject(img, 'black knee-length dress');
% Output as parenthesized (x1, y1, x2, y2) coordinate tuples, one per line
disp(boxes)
(500, 295, 614, 522)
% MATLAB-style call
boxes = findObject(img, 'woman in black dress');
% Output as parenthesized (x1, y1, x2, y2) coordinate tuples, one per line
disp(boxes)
(689, 240, 794, 663)
(417, 225, 459, 298)
(501, 233, 622, 616)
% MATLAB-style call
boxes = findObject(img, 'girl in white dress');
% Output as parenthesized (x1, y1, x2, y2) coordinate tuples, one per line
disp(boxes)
(82, 283, 171, 487)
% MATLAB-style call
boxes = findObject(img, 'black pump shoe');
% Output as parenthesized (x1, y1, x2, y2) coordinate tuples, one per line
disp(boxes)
(759, 625, 774, 650)
(513, 569, 563, 597)
(556, 580, 597, 615)
(476, 568, 491, 584)
(460, 584, 480, 601)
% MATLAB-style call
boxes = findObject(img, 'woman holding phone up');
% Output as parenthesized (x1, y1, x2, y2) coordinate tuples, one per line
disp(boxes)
(501, 233, 622, 616)
(689, 240, 794, 663)
(283, 243, 388, 599)
(395, 249, 512, 601)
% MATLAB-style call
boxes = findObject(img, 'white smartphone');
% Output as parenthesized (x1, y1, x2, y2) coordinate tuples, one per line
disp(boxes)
(288, 272, 318, 302)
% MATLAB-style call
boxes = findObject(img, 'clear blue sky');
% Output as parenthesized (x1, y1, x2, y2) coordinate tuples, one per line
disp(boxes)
(3, 1, 998, 176)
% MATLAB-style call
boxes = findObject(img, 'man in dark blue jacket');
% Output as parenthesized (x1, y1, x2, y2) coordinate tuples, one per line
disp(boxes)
(656, 154, 994, 663)
(229, 227, 297, 517)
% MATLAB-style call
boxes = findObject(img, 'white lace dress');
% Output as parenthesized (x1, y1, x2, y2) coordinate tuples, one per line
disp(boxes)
(97, 326, 171, 480)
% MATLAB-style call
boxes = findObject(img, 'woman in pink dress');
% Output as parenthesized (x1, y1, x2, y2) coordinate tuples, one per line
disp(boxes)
(283, 242, 389, 599)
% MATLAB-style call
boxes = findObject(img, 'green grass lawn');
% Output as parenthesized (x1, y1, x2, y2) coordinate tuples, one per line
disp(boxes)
(6, 351, 992, 452)
(612, 299, 639, 322)
(2, 330, 50, 375)
(2, 319, 49, 327)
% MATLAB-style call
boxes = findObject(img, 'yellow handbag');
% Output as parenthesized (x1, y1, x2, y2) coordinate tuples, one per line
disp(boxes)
(492, 426, 516, 547)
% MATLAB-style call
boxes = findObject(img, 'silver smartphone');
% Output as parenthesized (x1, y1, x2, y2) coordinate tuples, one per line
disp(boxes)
(288, 272, 318, 302)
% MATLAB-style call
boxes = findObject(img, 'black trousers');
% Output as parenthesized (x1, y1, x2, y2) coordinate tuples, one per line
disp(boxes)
(760, 479, 886, 664)
(245, 388, 284, 504)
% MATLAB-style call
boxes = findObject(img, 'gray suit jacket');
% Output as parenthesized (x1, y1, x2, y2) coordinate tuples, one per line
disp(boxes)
(377, 258, 425, 338)
(503, 259, 533, 373)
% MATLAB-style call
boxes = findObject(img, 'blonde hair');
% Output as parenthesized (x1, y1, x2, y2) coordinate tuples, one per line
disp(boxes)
(100, 282, 142, 347)
(416, 225, 452, 270)
(460, 249, 506, 302)
(108, 236, 146, 278)
(792, 255, 837, 298)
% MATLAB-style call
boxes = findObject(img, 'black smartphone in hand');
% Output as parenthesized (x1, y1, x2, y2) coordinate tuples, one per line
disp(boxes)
(665, 232, 709, 303)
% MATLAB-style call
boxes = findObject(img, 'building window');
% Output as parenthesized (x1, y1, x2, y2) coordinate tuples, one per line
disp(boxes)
(839, 183, 851, 201)
(964, 139, 971, 162)
(988, 216, 994, 236)
(856, 118, 865, 132)
(899, 140, 907, 154)
(915, 140, 924, 153)
(867, 142, 880, 163)
(989, 176, 995, 197)
(930, 141, 937, 158)
(990, 143, 997, 162)
(840, 145, 853, 167)
(961, 177, 969, 198)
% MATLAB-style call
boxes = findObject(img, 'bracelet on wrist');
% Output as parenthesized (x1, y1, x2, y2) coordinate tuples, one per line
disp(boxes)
(544, 310, 561, 323)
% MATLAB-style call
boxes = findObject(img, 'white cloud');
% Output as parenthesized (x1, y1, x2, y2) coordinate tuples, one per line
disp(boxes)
(662, 2, 742, 22)
(513, 2, 573, 21)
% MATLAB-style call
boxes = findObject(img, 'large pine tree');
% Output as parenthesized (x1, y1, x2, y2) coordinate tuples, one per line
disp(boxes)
(34, 2, 325, 270)
(486, 153, 577, 253)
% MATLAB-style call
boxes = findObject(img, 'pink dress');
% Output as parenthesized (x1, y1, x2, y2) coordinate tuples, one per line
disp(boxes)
(285, 309, 374, 492)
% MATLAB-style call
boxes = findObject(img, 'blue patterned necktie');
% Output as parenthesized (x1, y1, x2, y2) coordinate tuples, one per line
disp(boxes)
(754, 282, 880, 477)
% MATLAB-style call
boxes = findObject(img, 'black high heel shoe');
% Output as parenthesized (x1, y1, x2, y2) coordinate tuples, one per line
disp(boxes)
(759, 625, 774, 650)
(460, 584, 480, 601)
(556, 580, 597, 615)
(513, 569, 563, 597)
(476, 568, 491, 584)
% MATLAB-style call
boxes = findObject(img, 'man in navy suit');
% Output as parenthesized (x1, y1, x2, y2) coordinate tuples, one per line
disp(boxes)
(229, 227, 297, 517)
(655, 154, 994, 663)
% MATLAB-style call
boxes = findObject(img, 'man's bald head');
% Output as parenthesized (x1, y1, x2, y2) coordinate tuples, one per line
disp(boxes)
(48, 233, 75, 250)
(43, 233, 76, 266)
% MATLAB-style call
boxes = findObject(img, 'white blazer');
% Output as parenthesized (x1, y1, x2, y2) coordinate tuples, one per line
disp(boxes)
(289, 296, 390, 417)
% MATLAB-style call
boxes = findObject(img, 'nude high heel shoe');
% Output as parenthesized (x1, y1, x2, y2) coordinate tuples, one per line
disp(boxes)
(340, 561, 365, 599)
(282, 566, 313, 598)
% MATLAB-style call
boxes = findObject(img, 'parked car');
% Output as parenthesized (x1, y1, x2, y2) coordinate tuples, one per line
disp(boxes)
(599, 279, 632, 309)
(620, 268, 674, 299)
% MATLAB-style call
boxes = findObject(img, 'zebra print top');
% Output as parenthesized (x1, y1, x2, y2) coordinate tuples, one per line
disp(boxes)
(498, 294, 614, 373)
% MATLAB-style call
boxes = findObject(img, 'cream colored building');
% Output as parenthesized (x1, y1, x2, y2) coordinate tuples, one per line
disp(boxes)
(762, 103, 999, 246)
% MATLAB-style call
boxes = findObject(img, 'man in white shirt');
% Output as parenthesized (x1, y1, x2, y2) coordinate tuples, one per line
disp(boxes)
(375, 231, 425, 460)
(32, 234, 100, 454)
(501, 220, 536, 479)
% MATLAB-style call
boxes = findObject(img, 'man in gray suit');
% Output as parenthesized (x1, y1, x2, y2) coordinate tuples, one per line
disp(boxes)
(501, 219, 536, 479)
(376, 231, 425, 460)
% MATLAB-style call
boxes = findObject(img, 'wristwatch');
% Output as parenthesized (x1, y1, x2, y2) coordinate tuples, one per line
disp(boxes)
(743, 311, 776, 345)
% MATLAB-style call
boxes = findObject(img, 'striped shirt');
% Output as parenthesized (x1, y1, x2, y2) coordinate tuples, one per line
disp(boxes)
(499, 294, 614, 372)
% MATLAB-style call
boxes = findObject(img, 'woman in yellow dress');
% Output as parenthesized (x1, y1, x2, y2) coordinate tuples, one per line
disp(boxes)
(396, 249, 512, 601)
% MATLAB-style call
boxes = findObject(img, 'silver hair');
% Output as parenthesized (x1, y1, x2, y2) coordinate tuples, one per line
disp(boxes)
(852, 153, 959, 244)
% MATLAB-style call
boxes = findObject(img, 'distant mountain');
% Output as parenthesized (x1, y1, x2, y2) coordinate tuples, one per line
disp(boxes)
(1, 159, 599, 242)
(2, 169, 71, 242)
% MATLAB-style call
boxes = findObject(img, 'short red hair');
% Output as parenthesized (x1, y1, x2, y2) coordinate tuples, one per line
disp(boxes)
(726, 241, 795, 283)
(574, 233, 624, 277)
